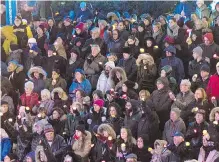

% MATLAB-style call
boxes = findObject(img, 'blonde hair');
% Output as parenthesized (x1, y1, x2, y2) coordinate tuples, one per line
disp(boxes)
(139, 90, 151, 100)
(41, 89, 51, 100)
(196, 88, 207, 102)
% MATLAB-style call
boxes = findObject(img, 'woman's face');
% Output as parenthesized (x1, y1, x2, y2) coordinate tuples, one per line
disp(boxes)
(75, 90, 82, 99)
(215, 112, 219, 121)
(41, 94, 48, 101)
(25, 86, 33, 94)
(118, 22, 124, 31)
(52, 110, 59, 119)
(180, 84, 190, 93)
(138, 26, 144, 32)
(116, 71, 121, 79)
(112, 30, 119, 40)
(120, 128, 128, 140)
(48, 19, 54, 27)
(168, 19, 175, 28)
(146, 40, 153, 47)
(94, 104, 101, 112)
(153, 25, 159, 33)
(1, 104, 8, 114)
(70, 52, 77, 59)
(127, 38, 135, 45)
(34, 71, 40, 79)
(93, 93, 99, 101)
(110, 106, 117, 117)
(103, 130, 109, 137)
(75, 72, 82, 81)
(76, 28, 81, 34)
(52, 71, 60, 80)
(137, 137, 144, 149)
(56, 37, 63, 44)
(156, 82, 164, 90)
(195, 89, 203, 100)
(76, 130, 82, 137)
(191, 34, 197, 41)
(26, 157, 33, 162)
(37, 27, 44, 35)
(159, 17, 166, 25)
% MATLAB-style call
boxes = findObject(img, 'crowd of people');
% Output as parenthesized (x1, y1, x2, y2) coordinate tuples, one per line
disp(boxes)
(1, 0, 219, 162)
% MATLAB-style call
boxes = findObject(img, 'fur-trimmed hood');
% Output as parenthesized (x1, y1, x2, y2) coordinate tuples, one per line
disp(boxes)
(50, 107, 67, 121)
(28, 66, 47, 80)
(124, 37, 139, 47)
(136, 53, 155, 66)
(97, 123, 116, 140)
(209, 107, 219, 122)
(110, 67, 127, 83)
(154, 139, 167, 149)
(51, 87, 68, 101)
(107, 12, 119, 21)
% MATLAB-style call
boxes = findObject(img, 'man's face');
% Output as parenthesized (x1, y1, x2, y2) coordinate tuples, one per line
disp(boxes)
(91, 45, 100, 57)
(91, 31, 99, 39)
(118, 22, 124, 31)
(127, 38, 135, 45)
(123, 53, 130, 60)
(200, 71, 209, 78)
(156, 82, 164, 90)
(173, 136, 184, 146)
(14, 18, 21, 26)
(170, 111, 178, 122)
(48, 19, 54, 27)
(138, 26, 144, 32)
(104, 65, 111, 74)
(180, 84, 189, 93)
(195, 113, 204, 124)
(45, 131, 54, 141)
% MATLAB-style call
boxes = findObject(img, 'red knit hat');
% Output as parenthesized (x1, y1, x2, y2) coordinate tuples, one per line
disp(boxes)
(164, 36, 175, 44)
(93, 99, 104, 108)
(75, 22, 84, 31)
(203, 33, 214, 43)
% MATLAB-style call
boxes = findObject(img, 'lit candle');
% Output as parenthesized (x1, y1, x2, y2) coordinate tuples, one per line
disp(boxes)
(140, 48, 144, 53)
(185, 142, 190, 146)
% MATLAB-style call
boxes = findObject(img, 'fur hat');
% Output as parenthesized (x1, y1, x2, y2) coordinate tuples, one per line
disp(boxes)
(28, 66, 47, 80)
(203, 33, 214, 43)
(193, 46, 203, 56)
(44, 123, 54, 134)
(209, 107, 219, 122)
(93, 99, 104, 108)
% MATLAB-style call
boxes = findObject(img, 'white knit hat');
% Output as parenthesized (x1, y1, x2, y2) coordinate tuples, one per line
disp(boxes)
(28, 38, 37, 44)
(105, 61, 115, 69)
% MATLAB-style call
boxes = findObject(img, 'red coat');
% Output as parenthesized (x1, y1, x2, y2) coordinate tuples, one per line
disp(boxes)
(206, 74, 219, 99)
(20, 92, 39, 109)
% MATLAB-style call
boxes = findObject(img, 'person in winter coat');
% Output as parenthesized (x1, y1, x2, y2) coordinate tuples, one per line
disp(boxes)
(84, 43, 107, 88)
(150, 140, 171, 162)
(118, 80, 139, 100)
(196, 0, 210, 19)
(171, 79, 195, 110)
(152, 22, 165, 50)
(206, 62, 219, 100)
(69, 69, 92, 96)
(118, 47, 137, 82)
(31, 119, 48, 152)
(104, 29, 125, 59)
(35, 24, 47, 56)
(163, 108, 186, 144)
(0, 128, 12, 161)
(27, 66, 46, 95)
(20, 81, 39, 112)
(191, 64, 210, 92)
(50, 87, 68, 109)
(82, 27, 107, 57)
(133, 134, 152, 162)
(13, 15, 28, 48)
(198, 137, 219, 162)
(45, 68, 67, 92)
(48, 108, 66, 136)
(106, 102, 124, 135)
(188, 46, 210, 79)
(166, 132, 191, 162)
(84, 99, 107, 131)
(160, 65, 178, 94)
(91, 123, 116, 162)
(174, 0, 193, 18)
(66, 47, 84, 86)
(159, 45, 185, 84)
(136, 21, 147, 49)
(137, 98, 160, 146)
(63, 17, 74, 46)
(7, 60, 26, 94)
(185, 109, 209, 159)
(64, 102, 85, 139)
(48, 18, 58, 44)
(117, 20, 130, 41)
(75, 2, 93, 22)
(71, 123, 92, 162)
(96, 61, 115, 94)
(149, 77, 173, 131)
(32, 89, 54, 116)
(140, 14, 152, 38)
(200, 32, 219, 73)
(43, 123, 67, 161)
(181, 88, 211, 125)
(7, 44, 23, 64)
(124, 35, 140, 59)
(136, 53, 157, 93)
(124, 99, 142, 138)
(211, 16, 219, 45)
(110, 67, 127, 91)
(1, 88, 15, 115)
(115, 127, 136, 162)
(54, 36, 67, 60)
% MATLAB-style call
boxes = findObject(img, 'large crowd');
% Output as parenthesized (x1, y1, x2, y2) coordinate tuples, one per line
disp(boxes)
(1, 0, 219, 162)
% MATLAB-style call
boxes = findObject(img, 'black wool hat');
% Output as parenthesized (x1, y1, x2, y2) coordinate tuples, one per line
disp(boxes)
(76, 121, 86, 135)
(122, 46, 131, 54)
(200, 64, 210, 73)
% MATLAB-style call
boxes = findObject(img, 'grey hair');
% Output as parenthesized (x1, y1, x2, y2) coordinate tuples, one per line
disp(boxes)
(64, 155, 73, 162)
(180, 79, 191, 87)
(25, 81, 34, 90)
(41, 89, 51, 99)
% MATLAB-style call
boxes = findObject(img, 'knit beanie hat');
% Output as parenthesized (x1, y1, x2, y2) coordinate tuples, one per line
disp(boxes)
(164, 45, 176, 55)
(193, 46, 203, 56)
(164, 36, 175, 44)
(75, 22, 84, 31)
(122, 46, 131, 54)
(200, 64, 210, 73)
(196, 109, 206, 119)
(171, 107, 181, 118)
(70, 47, 80, 56)
(76, 121, 86, 135)
(28, 38, 37, 44)
(174, 131, 184, 138)
(93, 99, 104, 108)
(203, 33, 214, 43)
(161, 65, 173, 75)
(38, 24, 45, 32)
(44, 123, 54, 134)
(105, 61, 115, 69)
(75, 68, 85, 75)
(157, 77, 169, 87)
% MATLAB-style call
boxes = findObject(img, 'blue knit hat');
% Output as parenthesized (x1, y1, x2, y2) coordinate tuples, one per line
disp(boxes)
(80, 2, 86, 8)
(174, 131, 184, 138)
(8, 60, 19, 66)
(75, 68, 85, 75)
